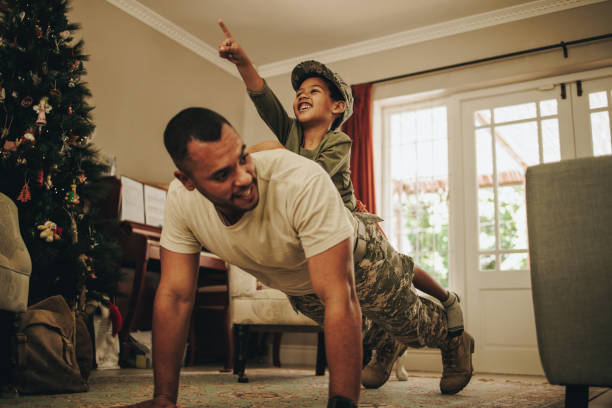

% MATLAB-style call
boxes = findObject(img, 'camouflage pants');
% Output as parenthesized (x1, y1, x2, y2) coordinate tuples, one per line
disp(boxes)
(289, 212, 448, 350)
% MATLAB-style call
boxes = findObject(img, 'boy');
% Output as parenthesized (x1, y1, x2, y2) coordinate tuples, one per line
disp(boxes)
(218, 20, 463, 388)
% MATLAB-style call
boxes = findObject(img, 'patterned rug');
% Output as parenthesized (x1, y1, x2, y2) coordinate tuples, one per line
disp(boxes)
(0, 367, 565, 407)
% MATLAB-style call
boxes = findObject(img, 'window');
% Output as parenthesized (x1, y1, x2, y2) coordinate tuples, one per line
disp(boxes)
(587, 90, 612, 156)
(383, 105, 449, 286)
(474, 99, 561, 272)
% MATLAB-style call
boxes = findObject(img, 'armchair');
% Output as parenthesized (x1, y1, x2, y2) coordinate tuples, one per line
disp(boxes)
(0, 192, 32, 393)
(525, 155, 612, 408)
(229, 265, 326, 382)
(0, 192, 31, 313)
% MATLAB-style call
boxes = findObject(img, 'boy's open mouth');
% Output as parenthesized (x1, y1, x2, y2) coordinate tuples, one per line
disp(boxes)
(298, 102, 312, 112)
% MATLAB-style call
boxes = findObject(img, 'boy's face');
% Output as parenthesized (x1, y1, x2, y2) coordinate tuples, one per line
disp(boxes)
(293, 77, 346, 130)
(174, 123, 259, 223)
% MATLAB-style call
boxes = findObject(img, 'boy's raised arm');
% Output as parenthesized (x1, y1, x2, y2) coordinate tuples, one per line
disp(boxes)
(218, 19, 264, 92)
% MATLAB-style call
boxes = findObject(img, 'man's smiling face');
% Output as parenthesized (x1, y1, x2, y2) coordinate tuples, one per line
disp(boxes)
(175, 123, 258, 223)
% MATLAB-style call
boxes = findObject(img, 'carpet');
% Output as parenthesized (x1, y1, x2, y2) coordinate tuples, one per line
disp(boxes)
(0, 367, 565, 407)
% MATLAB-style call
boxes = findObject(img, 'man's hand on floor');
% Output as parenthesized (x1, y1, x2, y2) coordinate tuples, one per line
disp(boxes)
(116, 397, 176, 408)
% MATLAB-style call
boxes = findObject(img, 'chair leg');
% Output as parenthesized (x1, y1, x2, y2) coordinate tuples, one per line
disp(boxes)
(220, 308, 233, 372)
(186, 312, 196, 367)
(272, 333, 282, 367)
(363, 345, 372, 368)
(315, 331, 326, 376)
(233, 324, 249, 383)
(565, 385, 588, 408)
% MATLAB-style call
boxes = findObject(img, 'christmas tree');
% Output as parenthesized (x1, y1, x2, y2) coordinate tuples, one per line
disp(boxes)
(0, 0, 120, 308)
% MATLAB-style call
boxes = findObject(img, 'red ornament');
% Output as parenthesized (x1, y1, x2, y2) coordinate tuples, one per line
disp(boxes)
(36, 169, 43, 186)
(67, 105, 73, 114)
(107, 301, 123, 337)
(16, 182, 31, 202)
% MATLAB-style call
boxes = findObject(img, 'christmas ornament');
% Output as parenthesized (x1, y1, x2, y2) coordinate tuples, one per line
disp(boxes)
(16, 182, 31, 202)
(22, 128, 35, 143)
(44, 174, 53, 190)
(70, 214, 78, 244)
(50, 81, 61, 96)
(3, 140, 17, 151)
(37, 220, 61, 242)
(67, 105, 73, 114)
(65, 182, 79, 204)
(1, 114, 12, 138)
(68, 78, 76, 88)
(20, 96, 33, 107)
(59, 134, 70, 155)
(77, 172, 86, 184)
(33, 97, 52, 125)
(16, 156, 26, 165)
(35, 24, 42, 39)
(107, 301, 122, 336)
(30, 71, 41, 85)
(36, 169, 43, 186)
(79, 254, 93, 275)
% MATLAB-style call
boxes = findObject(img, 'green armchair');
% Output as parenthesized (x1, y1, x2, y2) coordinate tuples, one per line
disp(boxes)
(526, 156, 612, 408)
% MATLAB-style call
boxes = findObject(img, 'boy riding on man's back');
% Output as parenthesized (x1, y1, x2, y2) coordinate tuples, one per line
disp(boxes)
(218, 19, 464, 389)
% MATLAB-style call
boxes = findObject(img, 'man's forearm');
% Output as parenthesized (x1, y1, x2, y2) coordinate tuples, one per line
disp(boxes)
(324, 295, 362, 402)
(151, 289, 194, 403)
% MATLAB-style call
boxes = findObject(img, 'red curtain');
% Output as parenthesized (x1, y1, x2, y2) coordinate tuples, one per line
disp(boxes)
(342, 83, 376, 213)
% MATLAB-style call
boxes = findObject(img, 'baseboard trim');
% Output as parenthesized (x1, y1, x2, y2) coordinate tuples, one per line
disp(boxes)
(277, 345, 443, 373)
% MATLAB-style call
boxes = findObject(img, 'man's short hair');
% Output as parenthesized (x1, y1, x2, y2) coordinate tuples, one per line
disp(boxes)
(164, 107, 231, 170)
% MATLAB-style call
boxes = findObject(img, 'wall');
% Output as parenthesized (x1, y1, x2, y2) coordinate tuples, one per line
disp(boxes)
(69, 0, 244, 185)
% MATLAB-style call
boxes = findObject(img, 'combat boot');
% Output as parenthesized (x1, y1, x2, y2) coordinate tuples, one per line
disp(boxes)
(439, 331, 474, 394)
(361, 338, 407, 389)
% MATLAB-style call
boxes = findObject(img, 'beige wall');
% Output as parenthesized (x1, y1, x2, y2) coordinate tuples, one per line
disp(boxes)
(243, 1, 612, 146)
(69, 1, 244, 185)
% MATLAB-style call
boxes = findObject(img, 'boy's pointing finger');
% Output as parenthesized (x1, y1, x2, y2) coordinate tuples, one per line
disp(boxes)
(218, 19, 232, 39)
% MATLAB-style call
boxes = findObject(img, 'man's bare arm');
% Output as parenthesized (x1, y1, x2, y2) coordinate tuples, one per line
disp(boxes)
(119, 248, 200, 408)
(307, 239, 362, 404)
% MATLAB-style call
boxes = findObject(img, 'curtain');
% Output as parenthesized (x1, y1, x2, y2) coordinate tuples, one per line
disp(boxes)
(342, 83, 376, 213)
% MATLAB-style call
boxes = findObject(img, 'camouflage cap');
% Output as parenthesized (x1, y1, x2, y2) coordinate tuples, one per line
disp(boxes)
(291, 60, 353, 129)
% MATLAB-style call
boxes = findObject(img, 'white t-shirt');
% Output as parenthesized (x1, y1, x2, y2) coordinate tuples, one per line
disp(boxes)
(160, 149, 355, 296)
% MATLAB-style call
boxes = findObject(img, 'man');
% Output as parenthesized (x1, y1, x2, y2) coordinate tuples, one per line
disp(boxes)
(124, 107, 473, 408)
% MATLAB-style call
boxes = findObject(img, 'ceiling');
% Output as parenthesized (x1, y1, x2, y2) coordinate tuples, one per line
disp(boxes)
(106, 0, 605, 77)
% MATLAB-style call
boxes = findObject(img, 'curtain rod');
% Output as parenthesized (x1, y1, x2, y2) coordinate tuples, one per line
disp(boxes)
(370, 33, 612, 85)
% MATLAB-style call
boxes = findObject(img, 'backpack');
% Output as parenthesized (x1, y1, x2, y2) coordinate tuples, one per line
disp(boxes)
(15, 295, 92, 394)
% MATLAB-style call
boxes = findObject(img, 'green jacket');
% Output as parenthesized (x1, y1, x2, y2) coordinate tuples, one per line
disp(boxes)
(249, 81, 357, 211)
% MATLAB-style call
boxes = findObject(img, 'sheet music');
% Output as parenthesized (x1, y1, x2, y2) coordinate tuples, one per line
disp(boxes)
(144, 184, 166, 228)
(120, 176, 145, 223)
